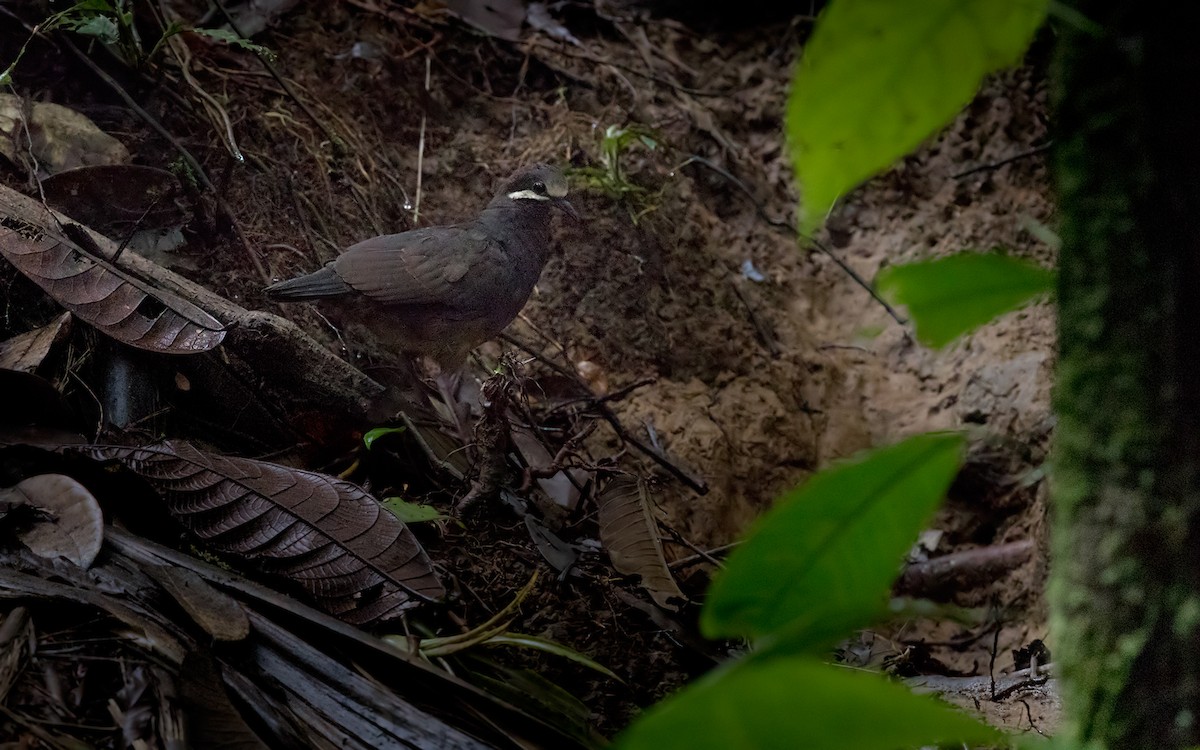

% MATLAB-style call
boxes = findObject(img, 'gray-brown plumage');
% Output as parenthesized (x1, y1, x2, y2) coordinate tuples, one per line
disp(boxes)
(265, 164, 577, 368)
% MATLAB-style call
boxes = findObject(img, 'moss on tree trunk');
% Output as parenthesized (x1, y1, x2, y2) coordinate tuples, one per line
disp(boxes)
(1052, 2, 1200, 746)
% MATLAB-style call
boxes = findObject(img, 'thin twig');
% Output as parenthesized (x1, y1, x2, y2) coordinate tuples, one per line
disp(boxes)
(528, 38, 730, 97)
(209, 0, 341, 151)
(668, 541, 740, 570)
(1017, 698, 1046, 736)
(500, 333, 709, 494)
(678, 154, 907, 326)
(413, 55, 430, 224)
(660, 524, 725, 570)
(547, 376, 656, 414)
(55, 36, 270, 282)
(728, 278, 781, 356)
(992, 675, 1051, 703)
(988, 618, 1002, 700)
(57, 38, 213, 190)
(953, 143, 1051, 179)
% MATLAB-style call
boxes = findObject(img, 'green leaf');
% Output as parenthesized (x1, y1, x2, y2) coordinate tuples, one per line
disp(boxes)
(702, 433, 964, 647)
(875, 252, 1055, 348)
(789, 0, 1048, 232)
(362, 425, 406, 450)
(487, 633, 623, 681)
(381, 497, 448, 524)
(71, 14, 120, 44)
(616, 656, 998, 750)
(191, 27, 275, 60)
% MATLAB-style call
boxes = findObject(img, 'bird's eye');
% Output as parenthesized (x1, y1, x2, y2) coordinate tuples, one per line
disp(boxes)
(532, 181, 547, 193)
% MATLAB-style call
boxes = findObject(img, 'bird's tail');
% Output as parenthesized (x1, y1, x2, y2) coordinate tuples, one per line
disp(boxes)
(264, 265, 352, 301)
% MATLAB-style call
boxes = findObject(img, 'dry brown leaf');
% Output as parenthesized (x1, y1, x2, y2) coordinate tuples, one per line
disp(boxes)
(595, 477, 685, 610)
(0, 185, 225, 353)
(79, 441, 444, 625)
(0, 473, 103, 568)
(0, 95, 130, 173)
(147, 565, 251, 642)
(444, 0, 524, 40)
(0, 312, 71, 373)
(0, 606, 33, 702)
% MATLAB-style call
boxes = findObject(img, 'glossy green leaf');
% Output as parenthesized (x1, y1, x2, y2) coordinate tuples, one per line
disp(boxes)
(876, 252, 1055, 348)
(191, 27, 276, 59)
(381, 497, 447, 524)
(702, 433, 964, 646)
(362, 425, 406, 450)
(616, 656, 998, 750)
(790, 0, 1048, 232)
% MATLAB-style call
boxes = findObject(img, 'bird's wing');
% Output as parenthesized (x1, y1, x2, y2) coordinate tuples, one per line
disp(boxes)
(332, 226, 490, 306)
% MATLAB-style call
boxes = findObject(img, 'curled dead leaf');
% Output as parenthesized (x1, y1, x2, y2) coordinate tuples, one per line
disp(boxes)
(0, 474, 103, 568)
(596, 476, 686, 610)
(41, 165, 185, 237)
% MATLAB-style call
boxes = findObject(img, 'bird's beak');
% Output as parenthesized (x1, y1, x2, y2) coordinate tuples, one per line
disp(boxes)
(553, 197, 581, 222)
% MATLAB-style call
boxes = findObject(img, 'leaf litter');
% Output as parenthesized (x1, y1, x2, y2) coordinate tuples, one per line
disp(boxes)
(0, 2, 1058, 742)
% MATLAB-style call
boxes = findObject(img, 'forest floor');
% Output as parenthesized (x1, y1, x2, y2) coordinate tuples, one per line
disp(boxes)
(0, 2, 1059, 744)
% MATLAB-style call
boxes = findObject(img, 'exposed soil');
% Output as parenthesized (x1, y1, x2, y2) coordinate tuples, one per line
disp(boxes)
(0, 2, 1059, 743)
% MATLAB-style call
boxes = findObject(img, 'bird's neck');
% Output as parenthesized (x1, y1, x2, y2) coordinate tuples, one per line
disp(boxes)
(479, 199, 553, 257)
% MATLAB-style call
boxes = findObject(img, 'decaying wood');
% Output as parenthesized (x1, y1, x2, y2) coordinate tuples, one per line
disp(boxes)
(0, 184, 391, 428)
(895, 539, 1035, 598)
(0, 528, 596, 749)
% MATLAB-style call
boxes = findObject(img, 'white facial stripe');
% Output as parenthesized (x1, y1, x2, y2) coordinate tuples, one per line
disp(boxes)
(547, 184, 567, 198)
(508, 189, 552, 201)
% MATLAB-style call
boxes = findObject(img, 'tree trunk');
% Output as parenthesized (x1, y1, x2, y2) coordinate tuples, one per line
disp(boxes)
(1052, 2, 1200, 746)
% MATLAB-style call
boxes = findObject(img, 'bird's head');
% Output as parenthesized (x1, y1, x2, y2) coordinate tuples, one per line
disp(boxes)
(499, 164, 580, 221)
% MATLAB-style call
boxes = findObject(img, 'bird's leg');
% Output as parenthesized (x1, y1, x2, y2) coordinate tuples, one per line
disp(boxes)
(433, 369, 472, 444)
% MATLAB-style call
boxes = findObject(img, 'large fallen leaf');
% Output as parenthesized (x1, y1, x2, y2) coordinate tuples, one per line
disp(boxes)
(0, 185, 225, 353)
(596, 477, 685, 610)
(109, 529, 592, 748)
(0, 473, 103, 568)
(78, 441, 444, 625)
